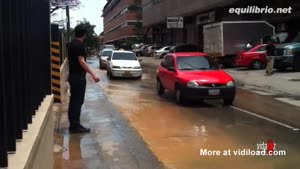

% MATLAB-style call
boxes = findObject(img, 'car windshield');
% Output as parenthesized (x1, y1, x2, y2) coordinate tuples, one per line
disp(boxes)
(176, 56, 219, 70)
(112, 52, 137, 60)
(102, 51, 112, 56)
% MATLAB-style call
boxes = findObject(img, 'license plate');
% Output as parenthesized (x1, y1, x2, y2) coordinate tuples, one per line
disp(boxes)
(123, 71, 132, 76)
(209, 89, 220, 96)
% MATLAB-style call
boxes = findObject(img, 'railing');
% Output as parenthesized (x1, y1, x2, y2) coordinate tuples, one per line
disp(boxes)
(0, 0, 51, 167)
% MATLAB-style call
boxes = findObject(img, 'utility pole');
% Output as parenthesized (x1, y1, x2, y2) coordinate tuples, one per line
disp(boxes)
(66, 5, 71, 42)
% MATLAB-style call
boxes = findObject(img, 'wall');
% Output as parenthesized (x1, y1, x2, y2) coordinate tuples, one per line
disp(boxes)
(104, 26, 138, 43)
(103, 0, 143, 43)
(186, 23, 199, 45)
(60, 59, 69, 103)
(8, 95, 54, 169)
(143, 0, 238, 26)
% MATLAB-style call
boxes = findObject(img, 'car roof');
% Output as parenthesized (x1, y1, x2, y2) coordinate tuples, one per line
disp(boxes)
(170, 52, 208, 57)
(102, 48, 113, 51)
(112, 50, 134, 54)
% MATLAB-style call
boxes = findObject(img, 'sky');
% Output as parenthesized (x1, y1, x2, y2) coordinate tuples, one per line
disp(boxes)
(51, 0, 106, 35)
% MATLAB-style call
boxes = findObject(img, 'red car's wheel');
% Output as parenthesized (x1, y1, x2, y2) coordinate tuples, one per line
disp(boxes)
(251, 60, 263, 70)
(156, 79, 165, 96)
(175, 87, 186, 105)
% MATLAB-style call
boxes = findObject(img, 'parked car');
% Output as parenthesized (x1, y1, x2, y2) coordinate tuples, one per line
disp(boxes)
(235, 44, 267, 70)
(100, 44, 115, 51)
(132, 43, 143, 49)
(156, 52, 236, 105)
(141, 45, 151, 56)
(155, 46, 172, 58)
(107, 50, 143, 79)
(132, 43, 143, 54)
(99, 49, 113, 69)
(274, 43, 300, 71)
(145, 46, 161, 57)
(270, 32, 300, 71)
(169, 44, 199, 53)
(134, 45, 149, 56)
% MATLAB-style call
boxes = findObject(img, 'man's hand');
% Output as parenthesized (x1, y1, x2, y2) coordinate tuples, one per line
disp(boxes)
(78, 56, 100, 82)
(92, 74, 100, 82)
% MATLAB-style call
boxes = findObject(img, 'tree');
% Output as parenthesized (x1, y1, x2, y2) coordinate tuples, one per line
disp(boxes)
(50, 0, 80, 14)
(75, 19, 100, 50)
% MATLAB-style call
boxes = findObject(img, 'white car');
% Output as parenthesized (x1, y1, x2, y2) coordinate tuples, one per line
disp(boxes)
(107, 50, 143, 79)
(99, 49, 113, 69)
(155, 46, 172, 58)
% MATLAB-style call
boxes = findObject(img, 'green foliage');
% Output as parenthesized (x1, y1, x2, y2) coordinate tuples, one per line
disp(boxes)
(75, 19, 100, 49)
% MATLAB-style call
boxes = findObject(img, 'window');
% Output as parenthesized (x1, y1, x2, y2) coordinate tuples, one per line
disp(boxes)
(162, 55, 171, 67)
(102, 51, 112, 56)
(256, 46, 266, 52)
(127, 21, 142, 26)
(163, 55, 174, 68)
(112, 53, 137, 60)
(168, 57, 175, 68)
(176, 56, 219, 70)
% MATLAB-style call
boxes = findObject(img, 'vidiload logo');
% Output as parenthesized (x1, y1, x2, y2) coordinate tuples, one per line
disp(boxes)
(199, 139, 286, 157)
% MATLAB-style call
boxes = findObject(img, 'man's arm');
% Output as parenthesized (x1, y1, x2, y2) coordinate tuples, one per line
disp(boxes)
(78, 56, 100, 82)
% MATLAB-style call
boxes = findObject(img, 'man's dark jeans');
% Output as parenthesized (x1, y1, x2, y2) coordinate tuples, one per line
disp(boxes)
(68, 73, 86, 128)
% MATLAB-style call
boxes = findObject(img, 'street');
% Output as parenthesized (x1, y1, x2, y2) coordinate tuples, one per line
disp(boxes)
(87, 57, 300, 169)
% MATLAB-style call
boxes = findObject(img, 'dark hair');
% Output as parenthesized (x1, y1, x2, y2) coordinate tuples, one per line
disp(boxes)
(75, 24, 87, 38)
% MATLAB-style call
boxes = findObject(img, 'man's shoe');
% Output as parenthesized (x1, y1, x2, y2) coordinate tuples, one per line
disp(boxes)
(69, 125, 91, 134)
(78, 125, 91, 133)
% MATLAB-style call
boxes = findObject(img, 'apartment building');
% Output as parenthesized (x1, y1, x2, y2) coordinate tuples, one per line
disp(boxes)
(102, 0, 144, 47)
(142, 0, 300, 50)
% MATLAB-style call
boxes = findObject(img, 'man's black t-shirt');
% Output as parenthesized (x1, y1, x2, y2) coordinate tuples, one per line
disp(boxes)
(265, 43, 276, 56)
(68, 39, 87, 74)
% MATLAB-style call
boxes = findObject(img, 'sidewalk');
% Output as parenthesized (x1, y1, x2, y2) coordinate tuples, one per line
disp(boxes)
(225, 69, 300, 97)
(53, 68, 163, 169)
(141, 57, 300, 97)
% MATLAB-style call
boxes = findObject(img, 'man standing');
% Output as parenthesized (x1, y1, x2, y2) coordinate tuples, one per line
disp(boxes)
(265, 39, 276, 76)
(68, 25, 100, 133)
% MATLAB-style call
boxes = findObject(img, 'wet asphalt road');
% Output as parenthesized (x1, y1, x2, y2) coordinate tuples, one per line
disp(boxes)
(55, 58, 300, 169)
(87, 57, 300, 169)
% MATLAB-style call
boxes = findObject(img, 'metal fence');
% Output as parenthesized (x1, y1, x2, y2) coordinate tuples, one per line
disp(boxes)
(0, 0, 51, 167)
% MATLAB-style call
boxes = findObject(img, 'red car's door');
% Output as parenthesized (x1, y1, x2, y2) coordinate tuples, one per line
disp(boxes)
(158, 56, 170, 89)
(164, 56, 177, 91)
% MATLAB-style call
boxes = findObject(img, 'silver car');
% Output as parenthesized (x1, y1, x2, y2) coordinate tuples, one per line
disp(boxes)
(99, 49, 113, 69)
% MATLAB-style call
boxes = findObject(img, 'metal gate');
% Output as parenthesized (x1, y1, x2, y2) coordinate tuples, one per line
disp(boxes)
(0, 0, 51, 167)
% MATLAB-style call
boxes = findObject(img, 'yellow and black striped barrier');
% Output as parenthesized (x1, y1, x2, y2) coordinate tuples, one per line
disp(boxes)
(51, 41, 61, 102)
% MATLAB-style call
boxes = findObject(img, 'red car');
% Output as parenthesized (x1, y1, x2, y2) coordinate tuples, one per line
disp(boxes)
(156, 52, 236, 105)
(235, 44, 267, 70)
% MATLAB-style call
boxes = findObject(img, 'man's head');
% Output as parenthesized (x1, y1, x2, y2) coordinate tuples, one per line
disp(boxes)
(75, 24, 87, 40)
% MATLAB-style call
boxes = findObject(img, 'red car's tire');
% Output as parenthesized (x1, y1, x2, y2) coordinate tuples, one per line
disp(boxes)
(156, 79, 165, 96)
(251, 60, 263, 70)
(175, 87, 186, 105)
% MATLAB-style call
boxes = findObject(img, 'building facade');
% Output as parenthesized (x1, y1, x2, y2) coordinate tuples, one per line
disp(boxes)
(142, 0, 300, 50)
(102, 0, 145, 48)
